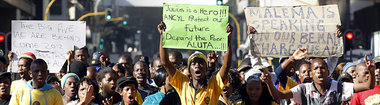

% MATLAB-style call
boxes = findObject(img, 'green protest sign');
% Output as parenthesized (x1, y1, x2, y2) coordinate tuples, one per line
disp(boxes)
(162, 3, 229, 51)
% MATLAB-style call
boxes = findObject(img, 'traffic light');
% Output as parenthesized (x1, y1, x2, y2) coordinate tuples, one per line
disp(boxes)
(105, 8, 112, 21)
(123, 21, 127, 25)
(346, 31, 353, 40)
(344, 29, 353, 52)
(0, 34, 4, 42)
(100, 38, 104, 50)
(122, 15, 129, 26)
(217, 0, 223, 5)
(0, 33, 5, 56)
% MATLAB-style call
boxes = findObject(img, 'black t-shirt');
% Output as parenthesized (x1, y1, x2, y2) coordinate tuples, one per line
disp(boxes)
(159, 90, 181, 105)
(0, 95, 11, 105)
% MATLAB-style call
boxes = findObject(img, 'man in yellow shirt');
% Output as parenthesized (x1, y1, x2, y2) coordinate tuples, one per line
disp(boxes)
(157, 22, 233, 105)
(10, 59, 63, 105)
(8, 52, 36, 95)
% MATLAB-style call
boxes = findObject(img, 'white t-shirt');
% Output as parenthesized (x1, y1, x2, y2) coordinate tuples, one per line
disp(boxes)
(290, 80, 354, 105)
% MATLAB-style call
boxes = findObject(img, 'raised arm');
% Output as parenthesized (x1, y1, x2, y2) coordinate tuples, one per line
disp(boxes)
(158, 22, 176, 78)
(66, 46, 75, 73)
(281, 48, 307, 70)
(219, 23, 233, 83)
(354, 55, 375, 92)
(274, 48, 307, 87)
(276, 48, 307, 77)
(260, 67, 294, 100)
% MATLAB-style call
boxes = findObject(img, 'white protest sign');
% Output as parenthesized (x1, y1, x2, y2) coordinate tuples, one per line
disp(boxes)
(244, 5, 343, 57)
(11, 20, 86, 73)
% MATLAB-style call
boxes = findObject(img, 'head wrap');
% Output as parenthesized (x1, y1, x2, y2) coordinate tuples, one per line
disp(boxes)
(187, 51, 208, 68)
(343, 62, 356, 73)
(61, 73, 80, 89)
(20, 52, 36, 60)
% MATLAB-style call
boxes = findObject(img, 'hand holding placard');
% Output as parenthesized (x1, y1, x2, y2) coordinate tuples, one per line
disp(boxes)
(157, 22, 166, 35)
(292, 48, 307, 60)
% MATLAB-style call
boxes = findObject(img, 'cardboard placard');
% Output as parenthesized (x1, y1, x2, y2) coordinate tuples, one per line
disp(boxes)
(245, 5, 343, 57)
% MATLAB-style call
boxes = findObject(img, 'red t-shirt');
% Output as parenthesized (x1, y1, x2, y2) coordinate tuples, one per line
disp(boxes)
(351, 85, 380, 105)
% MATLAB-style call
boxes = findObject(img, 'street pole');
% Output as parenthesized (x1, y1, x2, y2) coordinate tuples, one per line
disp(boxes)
(228, 13, 241, 66)
(77, 12, 106, 21)
(44, 0, 56, 21)
(346, 0, 352, 60)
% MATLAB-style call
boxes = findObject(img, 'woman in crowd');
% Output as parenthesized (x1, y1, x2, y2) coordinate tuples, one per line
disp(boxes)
(97, 67, 121, 104)
(237, 73, 276, 105)
(61, 73, 80, 104)
(142, 68, 180, 105)
(67, 78, 100, 105)
(218, 70, 242, 105)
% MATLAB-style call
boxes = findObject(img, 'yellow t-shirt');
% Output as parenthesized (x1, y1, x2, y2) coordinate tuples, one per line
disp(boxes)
(10, 80, 24, 95)
(135, 90, 143, 105)
(170, 70, 226, 105)
(218, 96, 226, 104)
(9, 82, 63, 105)
(277, 77, 298, 104)
(278, 77, 298, 91)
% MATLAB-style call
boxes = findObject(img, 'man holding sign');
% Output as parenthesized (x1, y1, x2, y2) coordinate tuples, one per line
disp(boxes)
(159, 4, 232, 104)
(157, 4, 233, 105)
(159, 3, 232, 105)
(159, 20, 232, 104)
(161, 3, 229, 51)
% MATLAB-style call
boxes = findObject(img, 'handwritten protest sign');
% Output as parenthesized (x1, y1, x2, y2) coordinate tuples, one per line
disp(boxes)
(244, 5, 343, 57)
(11, 20, 86, 73)
(162, 3, 229, 51)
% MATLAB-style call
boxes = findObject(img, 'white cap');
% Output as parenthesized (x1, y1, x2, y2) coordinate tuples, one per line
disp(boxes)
(244, 65, 265, 81)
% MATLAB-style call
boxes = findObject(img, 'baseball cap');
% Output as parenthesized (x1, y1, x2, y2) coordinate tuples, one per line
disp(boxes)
(117, 77, 138, 89)
(0, 72, 11, 81)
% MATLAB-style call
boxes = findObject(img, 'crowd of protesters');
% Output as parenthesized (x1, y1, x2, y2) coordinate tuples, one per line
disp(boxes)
(0, 22, 377, 105)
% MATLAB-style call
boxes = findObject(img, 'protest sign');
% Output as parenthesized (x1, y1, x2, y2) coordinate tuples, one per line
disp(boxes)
(162, 3, 229, 51)
(244, 5, 343, 57)
(11, 20, 86, 73)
